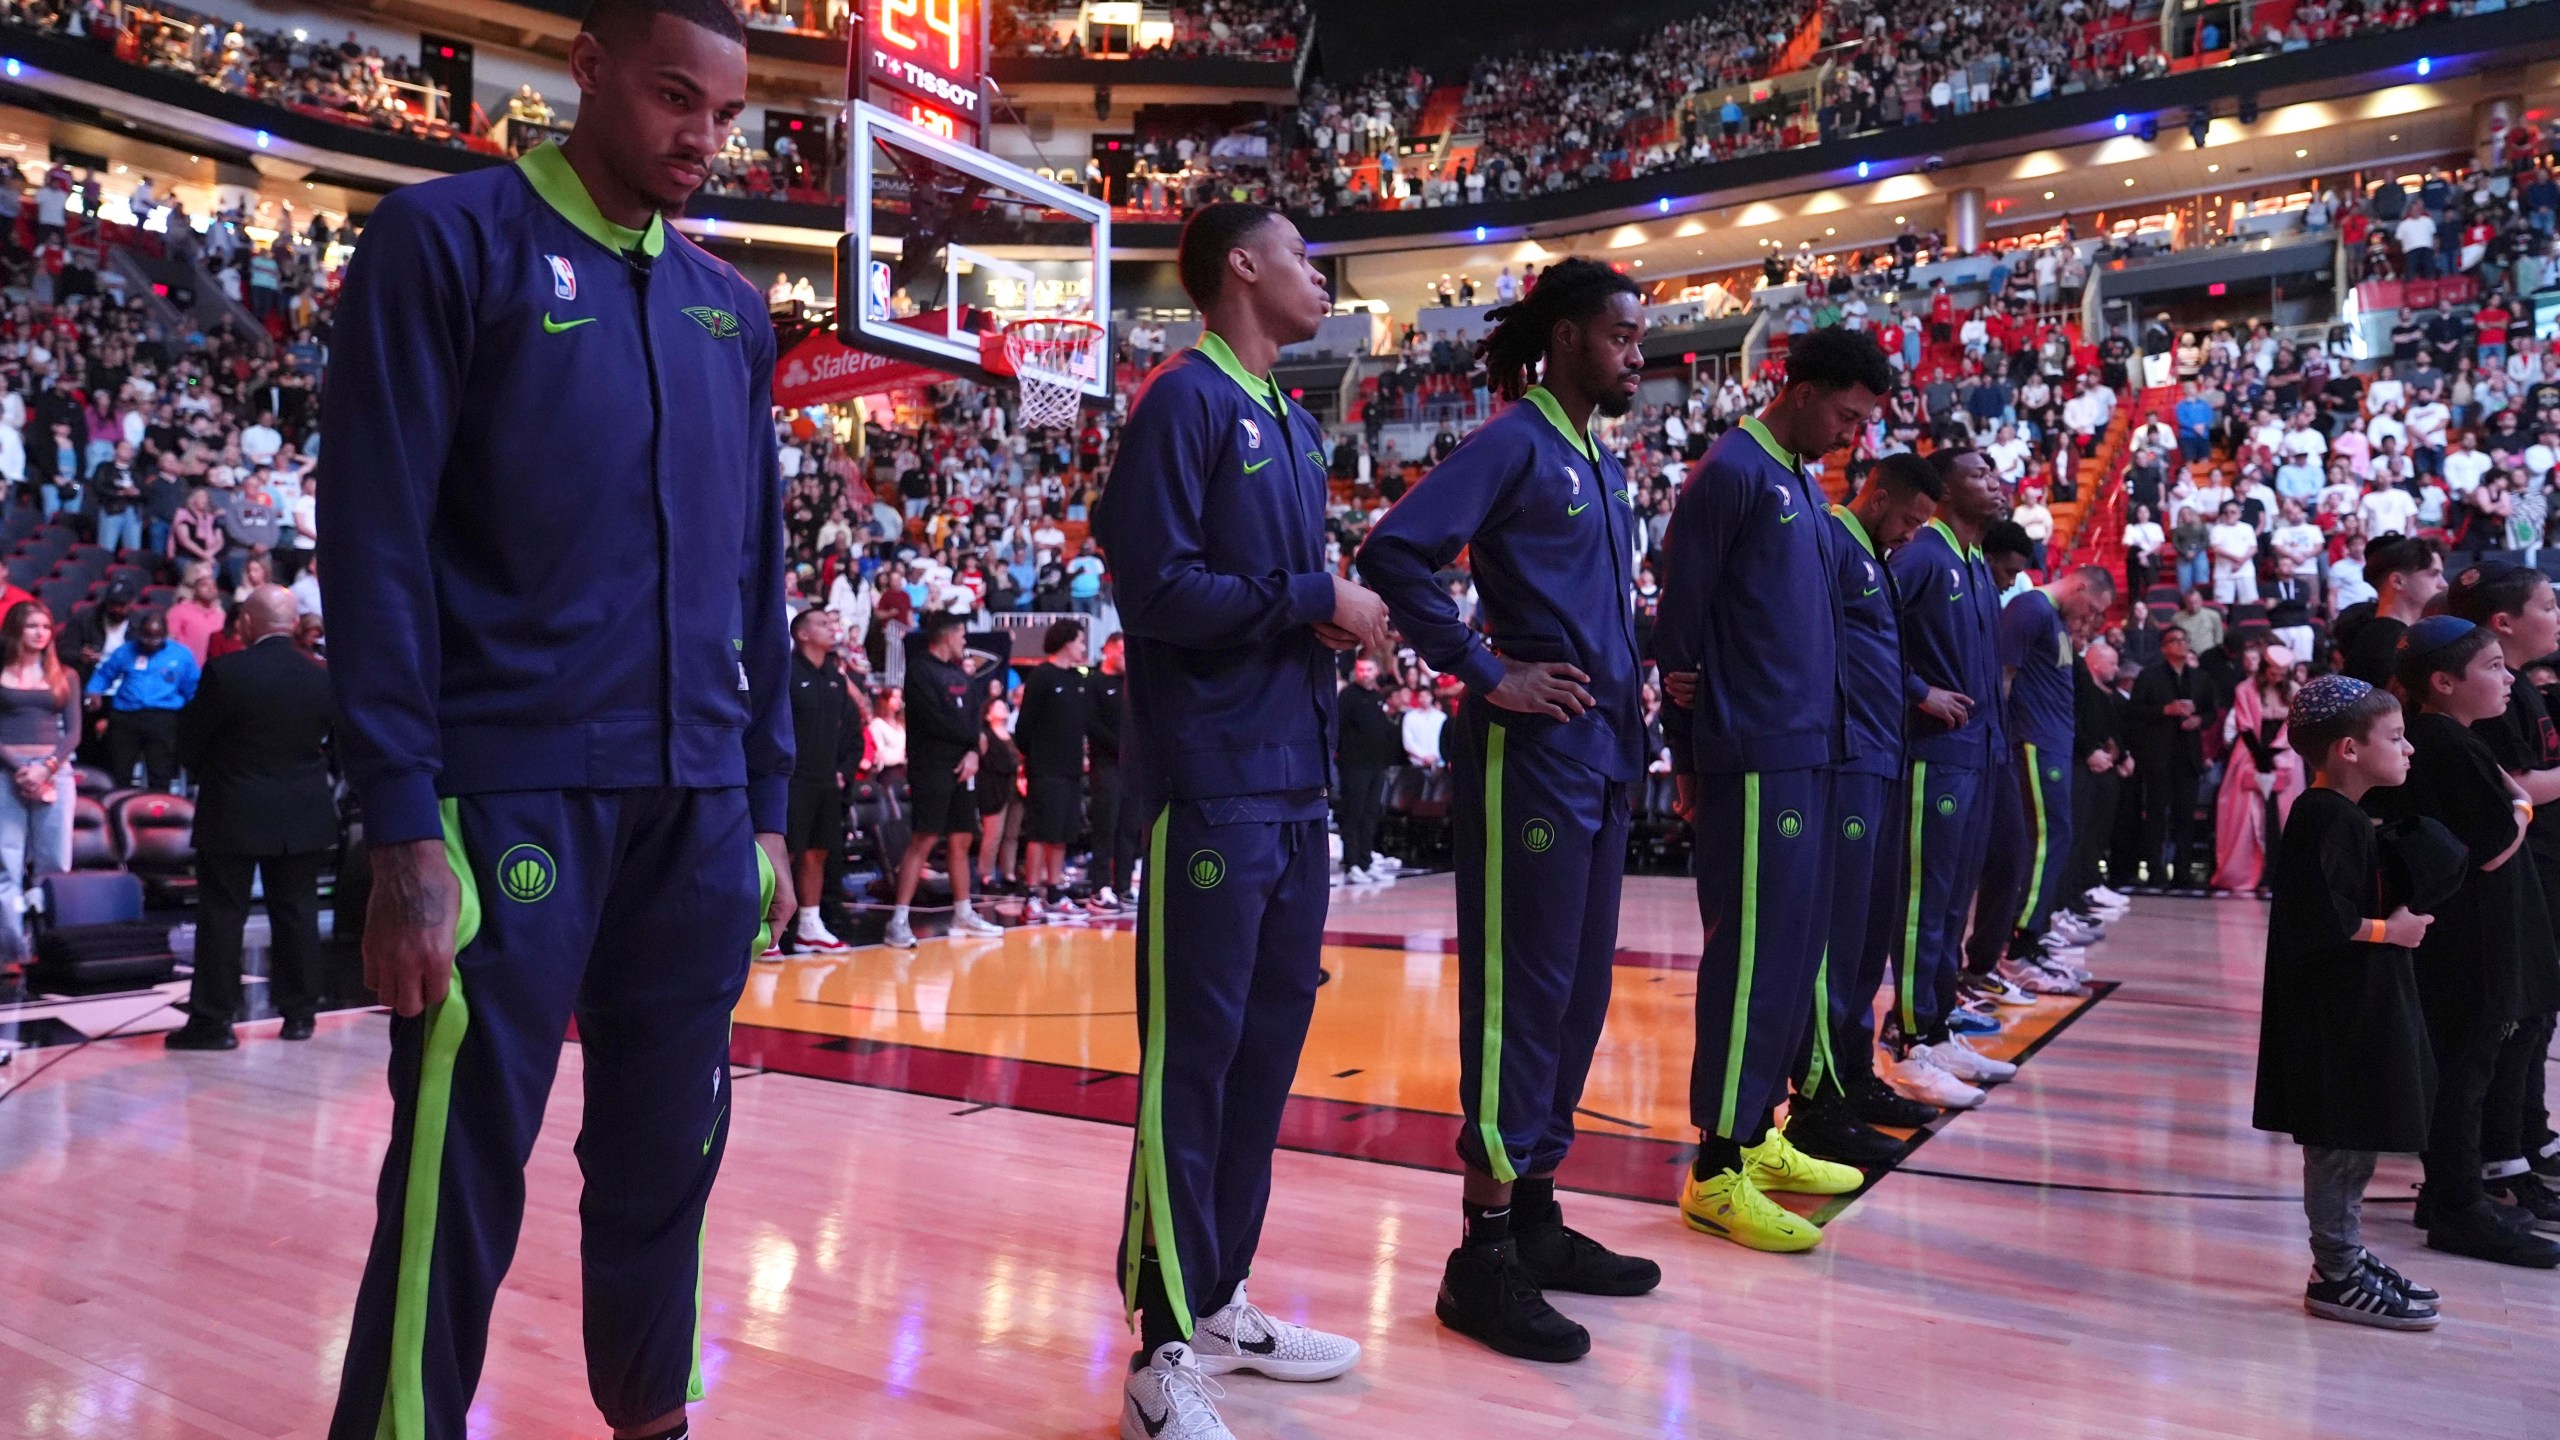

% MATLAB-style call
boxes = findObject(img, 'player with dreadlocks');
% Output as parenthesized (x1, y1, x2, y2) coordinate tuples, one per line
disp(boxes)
(1358, 256, 1664, 1365)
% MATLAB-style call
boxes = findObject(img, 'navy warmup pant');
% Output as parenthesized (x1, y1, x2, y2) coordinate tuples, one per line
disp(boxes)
(1690, 767, 1835, 1142)
(1795, 769, 1895, 1101)
(1890, 760, 1990, 1045)
(1964, 744, 2075, 976)
(1449, 717, 1628, 1180)
(331, 788, 769, 1440)
(1120, 801, 1327, 1339)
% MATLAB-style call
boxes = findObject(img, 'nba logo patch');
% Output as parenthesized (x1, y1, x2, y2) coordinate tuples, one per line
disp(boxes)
(1238, 416, 1262, 449)
(546, 254, 576, 301)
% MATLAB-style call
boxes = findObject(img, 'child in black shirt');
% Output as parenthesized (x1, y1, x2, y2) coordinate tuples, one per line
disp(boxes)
(2255, 675, 2439, 1327)
(2447, 560, 2560, 1224)
(2368, 616, 2560, 1267)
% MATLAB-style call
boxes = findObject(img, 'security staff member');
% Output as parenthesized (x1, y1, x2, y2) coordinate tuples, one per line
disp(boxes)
(1359, 258, 1661, 1366)
(319, 1, 794, 1435)
(1655, 327, 1891, 1253)
(1085, 632, 1137, 913)
(1333, 656, 1401, 882)
(1091, 202, 1389, 1440)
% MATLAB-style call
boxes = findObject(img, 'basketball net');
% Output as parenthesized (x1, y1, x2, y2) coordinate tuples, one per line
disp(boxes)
(1002, 318, 1102, 432)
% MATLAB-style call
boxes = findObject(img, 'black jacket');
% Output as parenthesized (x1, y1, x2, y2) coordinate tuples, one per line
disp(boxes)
(2129, 659, 2218, 773)
(1336, 683, 1402, 771)
(2073, 659, 2124, 761)
(902, 637, 985, 770)
(176, 635, 336, 855)
(787, 650, 860, 784)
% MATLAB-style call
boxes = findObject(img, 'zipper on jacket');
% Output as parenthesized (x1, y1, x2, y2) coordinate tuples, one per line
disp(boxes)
(629, 250, 675, 784)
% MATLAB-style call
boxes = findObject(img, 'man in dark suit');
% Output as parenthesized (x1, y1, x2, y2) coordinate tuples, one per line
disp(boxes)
(166, 585, 336, 1049)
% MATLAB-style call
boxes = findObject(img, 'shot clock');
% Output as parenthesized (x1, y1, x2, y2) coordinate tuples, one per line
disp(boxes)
(852, 0, 989, 147)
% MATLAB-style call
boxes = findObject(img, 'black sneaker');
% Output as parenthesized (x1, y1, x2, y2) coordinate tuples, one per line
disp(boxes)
(2530, 1142, 2560, 1181)
(2426, 1198, 2560, 1268)
(1514, 1213, 1661, 1296)
(164, 1022, 238, 1052)
(1845, 1070, 1941, 1129)
(2357, 1250, 2439, 1306)
(2486, 1171, 2560, 1234)
(2304, 1268, 2439, 1330)
(1435, 1240, 1591, 1363)
(1783, 1094, 1910, 1167)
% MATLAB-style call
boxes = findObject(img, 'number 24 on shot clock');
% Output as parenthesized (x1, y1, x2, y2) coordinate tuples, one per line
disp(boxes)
(856, 0, 987, 145)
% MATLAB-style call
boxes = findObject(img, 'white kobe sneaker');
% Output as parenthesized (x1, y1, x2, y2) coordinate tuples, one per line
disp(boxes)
(1882, 1048, 1985, 1109)
(1187, 1281, 1361, 1382)
(1122, 1343, 1235, 1440)
(1918, 1037, 2018, 1084)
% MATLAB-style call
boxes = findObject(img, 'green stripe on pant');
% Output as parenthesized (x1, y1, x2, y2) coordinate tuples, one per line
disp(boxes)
(375, 800, 483, 1440)
(1475, 725, 1516, 1182)
(2015, 742, 2051, 932)
(683, 843, 774, 1403)
(1899, 761, 1928, 1035)
(1120, 806, 1194, 1336)
(1715, 773, 1762, 1140)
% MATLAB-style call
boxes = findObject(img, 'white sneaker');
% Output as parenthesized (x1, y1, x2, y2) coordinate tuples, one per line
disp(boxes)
(795, 913, 852, 952)
(1344, 865, 1373, 884)
(1883, 1048, 1985, 1109)
(2036, 935, 2087, 960)
(2090, 885, 2131, 908)
(1373, 855, 1402, 873)
(1025, 894, 1048, 920)
(884, 915, 918, 949)
(1094, 887, 1120, 911)
(1919, 1037, 2018, 1083)
(1122, 1343, 1235, 1440)
(1329, 868, 1346, 888)
(2000, 957, 2087, 996)
(951, 908, 1005, 938)
(755, 942, 786, 963)
(1188, 1281, 1362, 1382)
(1965, 970, 2037, 1007)
(2048, 913, 2104, 945)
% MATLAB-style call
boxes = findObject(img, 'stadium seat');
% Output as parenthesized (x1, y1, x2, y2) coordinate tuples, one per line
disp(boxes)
(73, 767, 118, 799)
(39, 580, 85, 623)
(104, 563, 152, 595)
(106, 792, 198, 907)
(68, 797, 117, 871)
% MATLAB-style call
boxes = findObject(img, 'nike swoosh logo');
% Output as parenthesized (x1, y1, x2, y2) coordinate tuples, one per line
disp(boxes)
(1566, 501, 1591, 516)
(543, 313, 597, 334)
(1862, 586, 1880, 597)
(1136, 1401, 1170, 1437)
(1779, 510, 1798, 524)
(702, 1102, 726, 1155)
(1242, 458, 1272, 473)
(1209, 1328, 1280, 1356)
(1949, 592, 1965, 601)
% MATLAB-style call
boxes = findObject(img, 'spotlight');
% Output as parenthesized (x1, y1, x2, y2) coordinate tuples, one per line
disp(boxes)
(2113, 113, 2128, 132)
(1473, 226, 1486, 241)
(255, 130, 271, 149)
(2, 58, 17, 78)
(2187, 108, 2210, 148)
(1657, 197, 1670, 213)
(2137, 116, 2158, 143)
(2237, 94, 2260, 126)
(2416, 56, 2431, 76)
(1857, 160, 1871, 179)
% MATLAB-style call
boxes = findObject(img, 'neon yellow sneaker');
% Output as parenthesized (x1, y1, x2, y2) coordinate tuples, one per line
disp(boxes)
(1679, 1167, 1823, 1253)
(1744, 1128, 1867, 1196)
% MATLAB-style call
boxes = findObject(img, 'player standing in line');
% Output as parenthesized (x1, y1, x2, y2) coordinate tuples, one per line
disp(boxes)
(1961, 562, 2118, 999)
(1880, 447, 2021, 1108)
(1748, 454, 1958, 1159)
(319, 0, 793, 1434)
(1654, 327, 1892, 1252)
(1357, 258, 1664, 1365)
(1091, 201, 1393, 1440)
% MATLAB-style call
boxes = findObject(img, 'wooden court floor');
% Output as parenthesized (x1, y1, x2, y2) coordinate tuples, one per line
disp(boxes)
(2, 879, 2556, 1439)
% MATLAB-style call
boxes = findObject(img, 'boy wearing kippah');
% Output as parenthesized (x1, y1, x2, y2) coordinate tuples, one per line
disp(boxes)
(2367, 617, 2560, 1268)
(2255, 675, 2440, 1327)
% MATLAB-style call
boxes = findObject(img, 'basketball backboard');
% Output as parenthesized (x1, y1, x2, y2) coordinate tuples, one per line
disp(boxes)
(840, 100, 1112, 396)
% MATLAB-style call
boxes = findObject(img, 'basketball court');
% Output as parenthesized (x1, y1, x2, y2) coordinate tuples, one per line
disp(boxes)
(3, 883, 2555, 1439)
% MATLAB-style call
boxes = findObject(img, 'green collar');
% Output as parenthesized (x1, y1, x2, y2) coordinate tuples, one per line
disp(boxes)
(1194, 331, 1283, 417)
(516, 142, 665, 259)
(1831, 503, 1876, 558)
(1520, 385, 1598, 463)
(1738, 414, 1799, 472)
(1926, 516, 1984, 563)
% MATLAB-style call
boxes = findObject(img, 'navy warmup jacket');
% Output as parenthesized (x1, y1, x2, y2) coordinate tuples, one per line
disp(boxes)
(318, 143, 793, 846)
(1892, 518, 2002, 768)
(1356, 387, 1644, 782)
(1999, 587, 2077, 755)
(1655, 416, 1844, 776)
(1091, 334, 1338, 804)
(1829, 505, 1911, 779)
